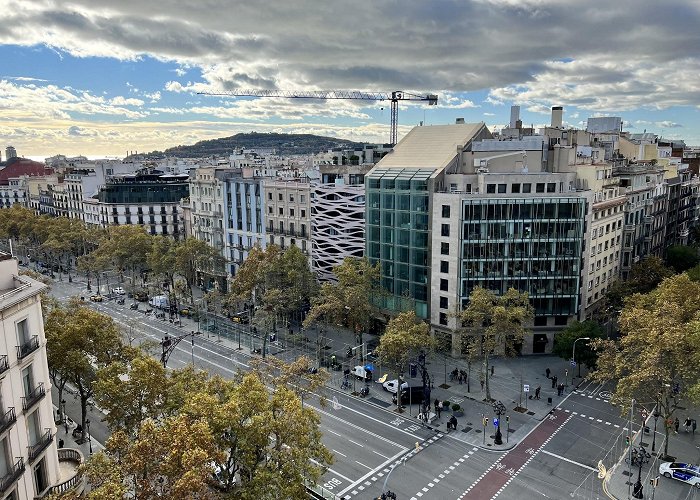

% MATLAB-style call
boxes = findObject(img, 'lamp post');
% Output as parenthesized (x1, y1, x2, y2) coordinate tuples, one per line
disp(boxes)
(652, 404, 660, 454)
(86, 419, 93, 455)
(572, 337, 591, 380)
(492, 400, 506, 445)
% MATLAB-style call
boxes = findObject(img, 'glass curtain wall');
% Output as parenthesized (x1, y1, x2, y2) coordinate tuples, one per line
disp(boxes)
(367, 168, 435, 318)
(460, 198, 586, 317)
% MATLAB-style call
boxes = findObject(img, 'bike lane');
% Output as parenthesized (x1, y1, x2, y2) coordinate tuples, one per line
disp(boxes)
(458, 409, 574, 499)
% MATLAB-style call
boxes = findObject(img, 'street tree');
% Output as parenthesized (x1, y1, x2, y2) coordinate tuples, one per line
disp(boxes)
(457, 287, 534, 402)
(45, 300, 131, 441)
(251, 355, 329, 407)
(591, 274, 700, 459)
(605, 256, 674, 312)
(375, 311, 434, 412)
(89, 225, 152, 288)
(174, 237, 223, 301)
(84, 414, 222, 500)
(665, 244, 699, 273)
(552, 320, 605, 376)
(304, 257, 381, 340)
(147, 236, 178, 291)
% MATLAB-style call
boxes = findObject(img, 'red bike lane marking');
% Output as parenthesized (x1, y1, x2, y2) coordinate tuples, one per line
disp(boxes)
(459, 409, 573, 500)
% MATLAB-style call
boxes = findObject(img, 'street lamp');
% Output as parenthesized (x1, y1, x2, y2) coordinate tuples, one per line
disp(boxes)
(492, 400, 507, 445)
(86, 419, 93, 455)
(572, 337, 591, 380)
(652, 403, 660, 454)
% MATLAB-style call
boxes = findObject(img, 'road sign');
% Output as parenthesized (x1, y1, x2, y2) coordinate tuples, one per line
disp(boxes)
(493, 418, 499, 427)
(570, 360, 577, 367)
(524, 384, 530, 393)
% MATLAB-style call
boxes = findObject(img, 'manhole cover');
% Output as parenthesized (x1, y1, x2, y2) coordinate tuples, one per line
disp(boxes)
(527, 411, 535, 416)
(462, 427, 472, 433)
(475, 429, 482, 434)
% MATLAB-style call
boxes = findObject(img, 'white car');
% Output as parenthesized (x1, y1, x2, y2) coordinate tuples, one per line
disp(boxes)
(659, 462, 700, 488)
(112, 287, 126, 295)
(382, 379, 408, 394)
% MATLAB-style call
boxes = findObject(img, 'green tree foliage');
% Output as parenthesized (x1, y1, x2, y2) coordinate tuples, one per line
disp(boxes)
(604, 256, 674, 312)
(375, 311, 434, 412)
(552, 320, 605, 369)
(591, 274, 700, 459)
(458, 287, 534, 401)
(665, 244, 699, 273)
(45, 300, 131, 441)
(174, 237, 224, 301)
(304, 257, 380, 335)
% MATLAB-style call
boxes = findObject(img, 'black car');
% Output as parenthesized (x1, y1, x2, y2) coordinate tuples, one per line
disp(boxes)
(130, 303, 139, 310)
(134, 291, 149, 302)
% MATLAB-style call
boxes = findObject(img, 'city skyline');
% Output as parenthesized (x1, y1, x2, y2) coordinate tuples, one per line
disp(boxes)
(1, 0, 699, 158)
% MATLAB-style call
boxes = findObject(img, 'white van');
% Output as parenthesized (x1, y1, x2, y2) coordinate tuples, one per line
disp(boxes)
(352, 365, 373, 381)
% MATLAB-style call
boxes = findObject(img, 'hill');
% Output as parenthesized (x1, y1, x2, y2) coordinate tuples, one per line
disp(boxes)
(143, 132, 369, 158)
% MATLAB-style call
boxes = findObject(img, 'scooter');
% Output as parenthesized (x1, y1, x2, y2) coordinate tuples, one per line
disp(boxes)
(359, 386, 369, 397)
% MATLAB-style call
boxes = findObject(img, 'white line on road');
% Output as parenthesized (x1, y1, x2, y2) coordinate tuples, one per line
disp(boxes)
(332, 449, 347, 458)
(338, 448, 407, 497)
(355, 461, 372, 470)
(540, 450, 596, 471)
(348, 439, 364, 448)
(311, 459, 353, 483)
(327, 430, 342, 437)
(372, 450, 390, 459)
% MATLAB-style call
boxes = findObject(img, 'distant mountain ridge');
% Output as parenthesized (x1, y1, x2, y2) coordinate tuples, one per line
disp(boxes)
(143, 132, 369, 158)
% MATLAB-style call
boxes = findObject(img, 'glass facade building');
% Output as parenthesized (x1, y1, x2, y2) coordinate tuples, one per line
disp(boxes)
(459, 197, 587, 317)
(366, 168, 435, 319)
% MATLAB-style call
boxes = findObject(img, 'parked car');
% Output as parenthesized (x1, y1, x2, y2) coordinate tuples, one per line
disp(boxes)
(89, 295, 103, 302)
(134, 291, 149, 302)
(116, 298, 125, 305)
(382, 379, 408, 394)
(130, 303, 139, 310)
(111, 287, 126, 295)
(659, 462, 700, 488)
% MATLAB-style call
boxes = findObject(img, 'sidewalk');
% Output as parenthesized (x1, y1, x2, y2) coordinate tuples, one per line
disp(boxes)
(604, 405, 700, 500)
(51, 385, 107, 460)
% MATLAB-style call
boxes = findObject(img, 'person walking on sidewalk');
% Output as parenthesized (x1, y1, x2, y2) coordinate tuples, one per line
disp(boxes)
(674, 417, 680, 434)
(684, 416, 692, 433)
(545, 367, 551, 379)
(479, 371, 485, 391)
(551, 375, 557, 389)
(535, 386, 541, 400)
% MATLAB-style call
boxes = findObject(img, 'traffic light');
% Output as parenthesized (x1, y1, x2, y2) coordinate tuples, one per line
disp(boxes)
(506, 415, 510, 423)
(625, 435, 630, 446)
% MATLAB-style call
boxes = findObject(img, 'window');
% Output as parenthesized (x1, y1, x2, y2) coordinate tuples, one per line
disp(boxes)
(440, 279, 448, 291)
(278, 193, 283, 201)
(278, 207, 283, 215)
(522, 183, 532, 193)
(268, 193, 272, 200)
(440, 242, 449, 255)
(268, 206, 273, 214)
(439, 296, 448, 309)
(588, 280, 593, 290)
(27, 409, 40, 447)
(289, 194, 295, 202)
(486, 184, 496, 194)
(300, 195, 306, 203)
(547, 183, 556, 193)
(442, 205, 450, 218)
(441, 224, 450, 237)
(536, 183, 545, 193)
(497, 184, 507, 194)
(439, 313, 448, 326)
(290, 208, 295, 217)
(440, 261, 449, 273)
(511, 184, 521, 193)
(301, 209, 306, 217)
(17, 319, 29, 346)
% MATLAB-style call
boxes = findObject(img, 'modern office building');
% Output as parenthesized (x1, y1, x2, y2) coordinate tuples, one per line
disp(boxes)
(225, 170, 267, 276)
(311, 164, 370, 281)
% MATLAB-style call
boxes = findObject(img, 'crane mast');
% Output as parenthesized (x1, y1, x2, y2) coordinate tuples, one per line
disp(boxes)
(197, 89, 438, 146)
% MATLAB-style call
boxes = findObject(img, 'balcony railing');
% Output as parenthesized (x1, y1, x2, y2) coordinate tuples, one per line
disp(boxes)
(37, 448, 85, 498)
(28, 429, 53, 462)
(0, 408, 16, 436)
(0, 356, 8, 376)
(22, 383, 46, 413)
(16, 335, 40, 360)
(0, 458, 24, 495)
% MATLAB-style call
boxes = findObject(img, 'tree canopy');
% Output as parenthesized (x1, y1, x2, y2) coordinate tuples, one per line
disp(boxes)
(604, 256, 674, 312)
(552, 320, 605, 369)
(665, 244, 699, 273)
(591, 274, 700, 459)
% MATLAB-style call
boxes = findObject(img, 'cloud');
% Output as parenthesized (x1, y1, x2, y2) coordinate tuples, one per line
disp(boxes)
(68, 125, 96, 136)
(483, 112, 495, 116)
(656, 120, 682, 128)
(110, 96, 144, 106)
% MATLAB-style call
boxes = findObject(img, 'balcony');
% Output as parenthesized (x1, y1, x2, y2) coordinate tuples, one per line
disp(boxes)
(0, 408, 16, 436)
(37, 448, 85, 498)
(28, 429, 53, 462)
(16, 335, 40, 360)
(0, 458, 24, 495)
(0, 356, 8, 376)
(22, 383, 46, 413)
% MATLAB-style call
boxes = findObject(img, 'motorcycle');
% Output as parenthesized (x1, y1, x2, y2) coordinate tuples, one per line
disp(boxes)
(359, 386, 369, 397)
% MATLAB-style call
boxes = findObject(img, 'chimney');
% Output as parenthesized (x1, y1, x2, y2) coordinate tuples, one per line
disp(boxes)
(456, 118, 465, 124)
(551, 106, 563, 128)
(509, 105, 520, 128)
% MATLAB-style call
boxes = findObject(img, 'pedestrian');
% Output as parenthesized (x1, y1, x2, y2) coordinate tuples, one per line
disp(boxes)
(479, 371, 485, 391)
(535, 386, 541, 400)
(437, 405, 441, 419)
(685, 416, 692, 433)
(552, 375, 557, 389)
(692, 419, 697, 435)
(545, 368, 551, 379)
(491, 365, 494, 376)
(674, 417, 680, 434)
(58, 438, 64, 449)
(434, 398, 440, 413)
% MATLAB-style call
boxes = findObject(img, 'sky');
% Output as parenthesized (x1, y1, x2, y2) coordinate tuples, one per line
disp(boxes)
(1, 0, 700, 159)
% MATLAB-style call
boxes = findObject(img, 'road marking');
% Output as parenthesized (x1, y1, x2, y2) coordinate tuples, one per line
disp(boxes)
(348, 439, 364, 448)
(327, 430, 342, 437)
(355, 460, 373, 469)
(372, 450, 390, 459)
(337, 448, 407, 497)
(314, 406, 405, 449)
(332, 449, 347, 458)
(540, 450, 597, 471)
(310, 460, 353, 483)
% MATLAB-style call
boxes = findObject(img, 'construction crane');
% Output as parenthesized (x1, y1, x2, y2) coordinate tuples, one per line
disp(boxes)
(197, 89, 438, 146)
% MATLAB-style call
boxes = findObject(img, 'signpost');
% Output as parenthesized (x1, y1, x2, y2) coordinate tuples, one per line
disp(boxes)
(524, 384, 530, 409)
